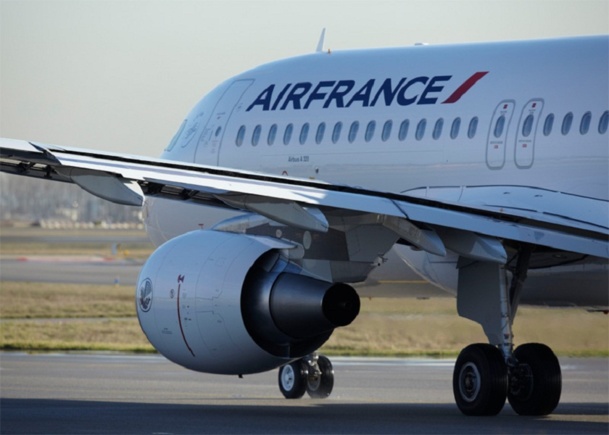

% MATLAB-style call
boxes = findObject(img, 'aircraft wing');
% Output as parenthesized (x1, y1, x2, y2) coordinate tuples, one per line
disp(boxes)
(2, 139, 608, 264)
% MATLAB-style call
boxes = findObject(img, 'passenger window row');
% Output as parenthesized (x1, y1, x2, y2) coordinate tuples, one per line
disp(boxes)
(236, 116, 480, 147)
(547, 110, 609, 136)
(237, 110, 609, 147)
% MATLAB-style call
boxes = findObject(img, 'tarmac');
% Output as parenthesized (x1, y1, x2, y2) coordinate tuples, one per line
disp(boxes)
(1, 352, 607, 434)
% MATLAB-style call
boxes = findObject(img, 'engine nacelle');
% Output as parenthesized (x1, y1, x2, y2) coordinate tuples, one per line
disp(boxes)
(136, 230, 360, 375)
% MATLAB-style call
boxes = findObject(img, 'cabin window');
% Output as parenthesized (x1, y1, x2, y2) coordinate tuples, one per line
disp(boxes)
(316, 123, 326, 144)
(332, 122, 342, 144)
(543, 114, 554, 136)
(381, 120, 392, 142)
(251, 125, 261, 146)
(299, 123, 310, 145)
(450, 117, 461, 139)
(432, 118, 443, 140)
(348, 121, 359, 143)
(415, 119, 426, 141)
(522, 114, 534, 138)
(398, 120, 409, 141)
(561, 112, 573, 135)
(493, 115, 505, 138)
(580, 111, 592, 135)
(283, 123, 294, 145)
(365, 121, 376, 142)
(599, 110, 609, 134)
(467, 117, 479, 139)
(236, 125, 246, 147)
(267, 124, 277, 145)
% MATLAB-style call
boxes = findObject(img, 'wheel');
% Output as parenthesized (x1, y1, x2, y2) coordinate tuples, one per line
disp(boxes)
(508, 343, 562, 416)
(278, 360, 307, 399)
(306, 355, 334, 399)
(453, 343, 508, 416)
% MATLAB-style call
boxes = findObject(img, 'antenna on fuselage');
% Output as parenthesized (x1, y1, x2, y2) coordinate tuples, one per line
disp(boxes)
(316, 28, 326, 53)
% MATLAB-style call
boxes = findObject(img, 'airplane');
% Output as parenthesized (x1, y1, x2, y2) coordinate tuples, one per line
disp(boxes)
(1, 34, 607, 417)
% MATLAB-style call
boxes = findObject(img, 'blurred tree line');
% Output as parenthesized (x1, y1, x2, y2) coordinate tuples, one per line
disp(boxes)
(0, 173, 141, 223)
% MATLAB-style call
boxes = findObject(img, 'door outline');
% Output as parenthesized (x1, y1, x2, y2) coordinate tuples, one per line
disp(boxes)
(195, 79, 255, 166)
(486, 100, 515, 170)
(514, 98, 544, 169)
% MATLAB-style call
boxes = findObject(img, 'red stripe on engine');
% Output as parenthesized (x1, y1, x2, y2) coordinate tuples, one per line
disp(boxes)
(176, 275, 195, 358)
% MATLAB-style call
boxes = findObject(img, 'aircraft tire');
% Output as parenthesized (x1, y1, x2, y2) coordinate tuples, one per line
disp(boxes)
(306, 355, 334, 399)
(508, 343, 562, 416)
(453, 343, 508, 416)
(278, 360, 307, 399)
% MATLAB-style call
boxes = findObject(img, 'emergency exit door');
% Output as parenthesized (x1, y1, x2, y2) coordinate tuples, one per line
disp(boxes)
(515, 99, 544, 168)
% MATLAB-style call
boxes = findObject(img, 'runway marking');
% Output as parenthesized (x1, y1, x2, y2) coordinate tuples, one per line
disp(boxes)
(332, 357, 455, 368)
(0, 352, 586, 373)
(14, 255, 116, 263)
(376, 280, 431, 285)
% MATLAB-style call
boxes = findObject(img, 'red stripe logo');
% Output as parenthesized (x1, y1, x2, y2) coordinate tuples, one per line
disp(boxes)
(442, 71, 488, 104)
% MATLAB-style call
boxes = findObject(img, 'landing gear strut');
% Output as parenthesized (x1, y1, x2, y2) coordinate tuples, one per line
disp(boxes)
(278, 353, 334, 399)
(453, 250, 562, 416)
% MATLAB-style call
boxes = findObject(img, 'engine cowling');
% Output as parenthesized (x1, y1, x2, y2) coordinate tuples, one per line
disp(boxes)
(136, 230, 360, 375)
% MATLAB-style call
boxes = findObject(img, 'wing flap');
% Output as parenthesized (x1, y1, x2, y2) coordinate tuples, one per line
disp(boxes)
(405, 185, 608, 234)
(54, 167, 143, 206)
(394, 199, 608, 259)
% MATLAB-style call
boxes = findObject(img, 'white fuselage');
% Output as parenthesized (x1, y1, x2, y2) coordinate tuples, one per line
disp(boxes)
(145, 36, 609, 307)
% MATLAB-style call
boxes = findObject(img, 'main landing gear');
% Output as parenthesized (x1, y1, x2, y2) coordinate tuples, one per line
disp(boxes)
(453, 342, 561, 416)
(278, 353, 334, 399)
(453, 251, 562, 416)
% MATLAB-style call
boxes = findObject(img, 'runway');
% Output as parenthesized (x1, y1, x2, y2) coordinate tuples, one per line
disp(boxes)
(0, 257, 145, 286)
(0, 255, 448, 297)
(0, 228, 148, 286)
(1, 352, 607, 434)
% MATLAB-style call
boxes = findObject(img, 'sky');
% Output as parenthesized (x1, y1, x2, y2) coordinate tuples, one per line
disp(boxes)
(1, 0, 608, 157)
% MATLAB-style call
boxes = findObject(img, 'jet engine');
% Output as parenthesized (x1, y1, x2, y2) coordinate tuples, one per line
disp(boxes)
(136, 230, 360, 375)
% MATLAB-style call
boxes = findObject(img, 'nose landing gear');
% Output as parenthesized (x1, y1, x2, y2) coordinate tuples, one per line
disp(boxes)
(278, 353, 335, 399)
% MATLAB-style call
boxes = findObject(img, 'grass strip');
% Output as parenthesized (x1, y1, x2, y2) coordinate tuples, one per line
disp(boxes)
(0, 281, 607, 356)
(1, 319, 154, 353)
(0, 282, 136, 319)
